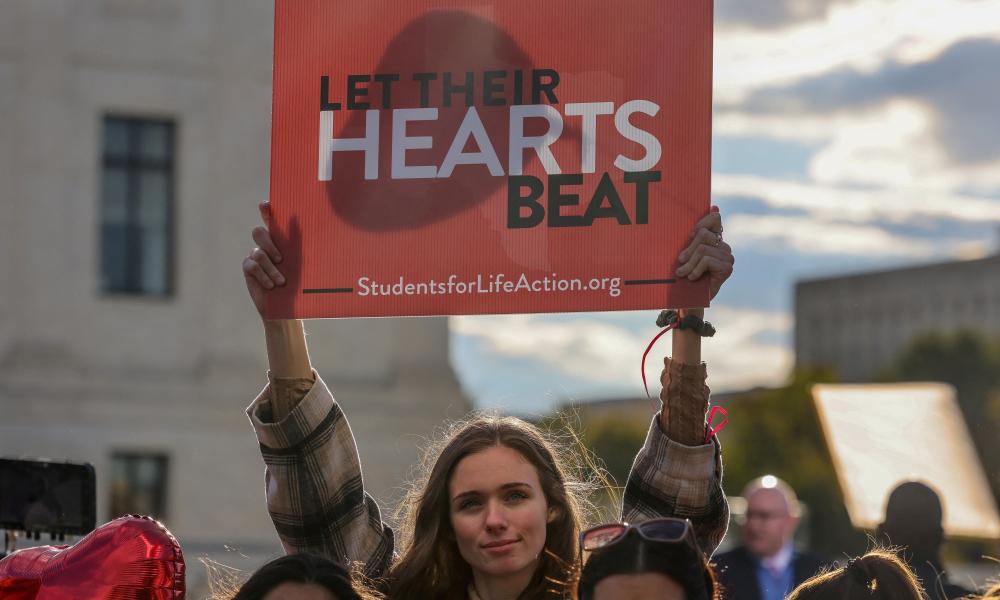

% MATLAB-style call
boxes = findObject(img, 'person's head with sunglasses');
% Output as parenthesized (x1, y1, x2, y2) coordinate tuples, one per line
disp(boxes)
(575, 517, 718, 600)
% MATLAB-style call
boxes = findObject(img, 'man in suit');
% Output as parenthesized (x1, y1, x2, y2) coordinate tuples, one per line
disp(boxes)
(714, 476, 825, 600)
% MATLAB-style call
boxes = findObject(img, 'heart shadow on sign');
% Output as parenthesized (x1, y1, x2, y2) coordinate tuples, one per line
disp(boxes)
(325, 9, 582, 232)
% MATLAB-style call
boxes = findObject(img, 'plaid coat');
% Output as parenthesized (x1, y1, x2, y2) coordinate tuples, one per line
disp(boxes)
(248, 360, 728, 579)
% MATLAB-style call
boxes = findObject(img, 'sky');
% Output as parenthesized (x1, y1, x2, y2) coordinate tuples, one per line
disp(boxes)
(450, 0, 1000, 415)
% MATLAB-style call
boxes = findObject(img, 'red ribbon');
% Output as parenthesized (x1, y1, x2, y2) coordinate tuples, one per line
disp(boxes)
(705, 405, 729, 444)
(641, 322, 678, 409)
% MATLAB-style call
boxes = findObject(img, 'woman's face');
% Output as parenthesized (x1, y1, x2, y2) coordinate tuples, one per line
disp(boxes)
(448, 444, 554, 583)
(592, 572, 686, 600)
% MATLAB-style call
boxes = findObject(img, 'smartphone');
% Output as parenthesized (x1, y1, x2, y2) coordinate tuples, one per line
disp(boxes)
(0, 458, 96, 536)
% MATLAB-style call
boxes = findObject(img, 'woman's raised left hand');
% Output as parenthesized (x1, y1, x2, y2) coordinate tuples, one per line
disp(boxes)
(676, 206, 734, 300)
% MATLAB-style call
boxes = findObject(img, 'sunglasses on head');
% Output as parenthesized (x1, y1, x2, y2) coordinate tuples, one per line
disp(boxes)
(579, 517, 698, 555)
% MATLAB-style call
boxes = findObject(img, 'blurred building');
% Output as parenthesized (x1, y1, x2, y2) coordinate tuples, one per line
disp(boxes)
(795, 254, 1000, 381)
(0, 1, 468, 591)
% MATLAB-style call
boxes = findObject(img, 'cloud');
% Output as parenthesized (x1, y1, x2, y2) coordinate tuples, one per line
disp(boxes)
(716, 100, 1000, 193)
(739, 38, 1000, 165)
(713, 173, 1000, 225)
(714, 135, 819, 179)
(716, 0, 856, 30)
(714, 186, 999, 265)
(806, 101, 942, 187)
(698, 307, 795, 392)
(722, 214, 939, 257)
(451, 307, 795, 411)
(451, 314, 641, 387)
(714, 0, 1000, 103)
(714, 111, 857, 143)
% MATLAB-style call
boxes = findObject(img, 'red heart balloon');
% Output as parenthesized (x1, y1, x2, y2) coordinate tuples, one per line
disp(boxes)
(0, 515, 185, 599)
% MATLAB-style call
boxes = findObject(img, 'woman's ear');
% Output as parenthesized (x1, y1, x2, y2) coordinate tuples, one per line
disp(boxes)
(547, 505, 561, 523)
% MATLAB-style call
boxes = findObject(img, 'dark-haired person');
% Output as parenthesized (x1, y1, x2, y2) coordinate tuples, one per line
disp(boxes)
(242, 203, 735, 598)
(233, 553, 361, 600)
(785, 549, 924, 600)
(575, 517, 719, 600)
(714, 476, 825, 600)
(876, 481, 972, 599)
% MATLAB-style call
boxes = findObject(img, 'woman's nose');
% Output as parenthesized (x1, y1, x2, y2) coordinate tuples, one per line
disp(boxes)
(484, 500, 509, 531)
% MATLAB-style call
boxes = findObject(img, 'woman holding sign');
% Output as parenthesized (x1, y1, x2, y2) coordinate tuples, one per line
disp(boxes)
(242, 202, 733, 599)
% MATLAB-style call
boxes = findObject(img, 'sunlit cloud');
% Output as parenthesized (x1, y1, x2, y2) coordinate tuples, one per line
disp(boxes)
(722, 214, 938, 257)
(717, 100, 1000, 193)
(807, 101, 942, 188)
(738, 38, 1000, 167)
(715, 0, 1000, 103)
(803, 100, 1000, 192)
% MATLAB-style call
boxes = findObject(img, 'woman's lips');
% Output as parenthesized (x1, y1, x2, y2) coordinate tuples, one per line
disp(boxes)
(481, 539, 520, 553)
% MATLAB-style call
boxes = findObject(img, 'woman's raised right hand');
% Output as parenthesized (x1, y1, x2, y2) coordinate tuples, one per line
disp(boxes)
(242, 201, 286, 320)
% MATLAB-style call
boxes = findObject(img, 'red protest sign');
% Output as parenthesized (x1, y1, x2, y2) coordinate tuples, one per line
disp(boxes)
(267, 0, 713, 319)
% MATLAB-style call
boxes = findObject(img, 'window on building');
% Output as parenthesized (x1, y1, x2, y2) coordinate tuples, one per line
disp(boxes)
(100, 116, 175, 296)
(108, 452, 169, 520)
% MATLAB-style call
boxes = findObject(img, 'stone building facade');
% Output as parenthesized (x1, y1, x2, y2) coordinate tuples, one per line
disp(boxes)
(795, 255, 1000, 381)
(0, 1, 469, 590)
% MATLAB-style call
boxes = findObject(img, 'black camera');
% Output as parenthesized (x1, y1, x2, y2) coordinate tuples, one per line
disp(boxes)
(0, 457, 96, 555)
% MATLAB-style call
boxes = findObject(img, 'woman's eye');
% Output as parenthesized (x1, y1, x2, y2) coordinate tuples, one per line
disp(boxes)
(507, 491, 528, 502)
(458, 498, 482, 511)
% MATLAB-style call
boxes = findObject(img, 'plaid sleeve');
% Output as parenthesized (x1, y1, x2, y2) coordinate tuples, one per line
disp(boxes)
(621, 361, 729, 556)
(621, 424, 728, 556)
(247, 371, 394, 578)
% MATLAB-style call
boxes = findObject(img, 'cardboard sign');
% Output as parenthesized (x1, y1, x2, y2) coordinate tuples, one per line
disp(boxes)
(267, 0, 713, 319)
(813, 383, 1000, 539)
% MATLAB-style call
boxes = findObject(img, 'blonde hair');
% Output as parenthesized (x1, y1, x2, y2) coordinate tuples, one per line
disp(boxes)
(202, 558, 243, 600)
